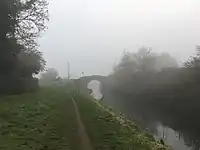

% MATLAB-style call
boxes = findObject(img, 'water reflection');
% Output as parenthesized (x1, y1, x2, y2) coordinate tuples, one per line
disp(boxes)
(156, 123, 193, 150)
(87, 81, 194, 150)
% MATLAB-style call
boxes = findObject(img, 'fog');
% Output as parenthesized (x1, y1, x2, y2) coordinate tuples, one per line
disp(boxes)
(39, 0, 200, 78)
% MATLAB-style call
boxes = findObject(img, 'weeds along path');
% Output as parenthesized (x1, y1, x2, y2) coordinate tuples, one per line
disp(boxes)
(71, 97, 93, 150)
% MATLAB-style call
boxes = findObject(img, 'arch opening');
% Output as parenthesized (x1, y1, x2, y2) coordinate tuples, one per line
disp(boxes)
(87, 80, 103, 100)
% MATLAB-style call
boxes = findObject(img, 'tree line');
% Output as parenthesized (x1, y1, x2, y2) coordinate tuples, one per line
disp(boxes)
(109, 46, 200, 147)
(0, 0, 48, 94)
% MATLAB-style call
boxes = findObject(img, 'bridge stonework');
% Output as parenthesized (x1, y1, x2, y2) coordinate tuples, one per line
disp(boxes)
(73, 75, 108, 94)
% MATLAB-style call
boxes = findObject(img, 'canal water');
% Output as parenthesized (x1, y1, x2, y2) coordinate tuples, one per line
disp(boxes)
(87, 80, 194, 150)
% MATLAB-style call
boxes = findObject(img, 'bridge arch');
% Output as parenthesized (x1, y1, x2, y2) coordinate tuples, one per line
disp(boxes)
(87, 80, 103, 100)
(74, 75, 107, 97)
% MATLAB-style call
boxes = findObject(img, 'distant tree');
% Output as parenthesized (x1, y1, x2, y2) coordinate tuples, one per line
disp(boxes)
(41, 68, 59, 81)
(184, 45, 200, 68)
(56, 76, 62, 81)
(137, 46, 150, 58)
(155, 53, 178, 71)
(115, 47, 178, 74)
(116, 52, 138, 73)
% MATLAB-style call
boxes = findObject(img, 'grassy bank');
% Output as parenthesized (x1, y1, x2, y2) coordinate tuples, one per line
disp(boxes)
(73, 93, 168, 150)
(0, 86, 169, 150)
(0, 87, 80, 150)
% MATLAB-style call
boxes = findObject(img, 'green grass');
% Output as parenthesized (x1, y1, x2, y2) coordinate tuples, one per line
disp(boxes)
(0, 87, 80, 150)
(0, 85, 170, 150)
(73, 93, 168, 150)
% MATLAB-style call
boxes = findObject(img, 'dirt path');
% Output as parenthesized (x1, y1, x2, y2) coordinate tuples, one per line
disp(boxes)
(71, 98, 93, 150)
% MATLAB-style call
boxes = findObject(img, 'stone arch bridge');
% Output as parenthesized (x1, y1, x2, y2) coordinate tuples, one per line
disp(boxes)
(73, 75, 109, 94)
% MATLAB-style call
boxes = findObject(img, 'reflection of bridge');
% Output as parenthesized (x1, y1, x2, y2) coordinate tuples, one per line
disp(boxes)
(74, 75, 108, 94)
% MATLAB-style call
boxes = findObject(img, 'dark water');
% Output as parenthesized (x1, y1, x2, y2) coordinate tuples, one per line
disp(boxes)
(87, 80, 193, 150)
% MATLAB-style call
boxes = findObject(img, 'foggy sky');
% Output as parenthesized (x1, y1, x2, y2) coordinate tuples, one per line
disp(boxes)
(39, 0, 200, 78)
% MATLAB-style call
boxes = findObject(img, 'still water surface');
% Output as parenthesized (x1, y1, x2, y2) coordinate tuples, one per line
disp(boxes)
(87, 80, 193, 150)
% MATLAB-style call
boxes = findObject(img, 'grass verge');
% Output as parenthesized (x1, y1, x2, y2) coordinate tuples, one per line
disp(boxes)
(0, 87, 80, 150)
(73, 92, 169, 150)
